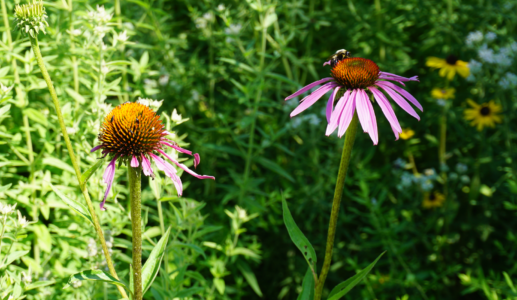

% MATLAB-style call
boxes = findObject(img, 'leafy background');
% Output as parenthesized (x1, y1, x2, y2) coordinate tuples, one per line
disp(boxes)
(0, 0, 516, 299)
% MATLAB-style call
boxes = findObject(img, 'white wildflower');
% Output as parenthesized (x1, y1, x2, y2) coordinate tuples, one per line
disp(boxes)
(217, 4, 225, 11)
(485, 32, 497, 42)
(22, 267, 32, 284)
(17, 210, 30, 228)
(0, 83, 14, 96)
(468, 59, 482, 74)
(159, 74, 169, 86)
(465, 31, 483, 47)
(87, 238, 98, 257)
(137, 97, 163, 111)
(0, 203, 17, 215)
(498, 72, 517, 89)
(478, 44, 495, 63)
(225, 23, 242, 35)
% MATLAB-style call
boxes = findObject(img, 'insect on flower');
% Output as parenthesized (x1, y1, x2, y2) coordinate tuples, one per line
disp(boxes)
(91, 102, 215, 210)
(285, 49, 422, 145)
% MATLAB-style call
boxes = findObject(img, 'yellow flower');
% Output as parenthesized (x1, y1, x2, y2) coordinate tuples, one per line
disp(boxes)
(400, 128, 415, 140)
(464, 99, 502, 131)
(426, 55, 470, 81)
(422, 191, 445, 209)
(431, 88, 455, 100)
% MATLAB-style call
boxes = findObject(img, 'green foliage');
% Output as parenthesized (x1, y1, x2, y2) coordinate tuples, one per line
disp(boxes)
(0, 0, 516, 299)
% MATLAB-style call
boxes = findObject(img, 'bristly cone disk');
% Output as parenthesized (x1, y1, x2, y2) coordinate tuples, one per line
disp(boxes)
(331, 57, 380, 89)
(98, 102, 166, 157)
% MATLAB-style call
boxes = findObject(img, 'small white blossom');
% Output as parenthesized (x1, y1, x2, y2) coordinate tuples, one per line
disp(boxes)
(116, 30, 129, 43)
(17, 210, 30, 228)
(87, 238, 98, 257)
(485, 32, 497, 42)
(478, 44, 495, 63)
(171, 109, 188, 125)
(498, 72, 517, 89)
(0, 203, 17, 215)
(0, 83, 14, 96)
(436, 99, 447, 106)
(225, 24, 242, 35)
(87, 5, 113, 24)
(159, 74, 169, 86)
(217, 4, 225, 11)
(465, 31, 483, 47)
(22, 267, 32, 284)
(137, 97, 163, 111)
(468, 59, 482, 74)
(494, 52, 512, 67)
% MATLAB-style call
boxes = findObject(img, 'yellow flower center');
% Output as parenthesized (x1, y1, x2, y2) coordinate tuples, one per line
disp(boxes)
(331, 57, 380, 89)
(98, 102, 165, 157)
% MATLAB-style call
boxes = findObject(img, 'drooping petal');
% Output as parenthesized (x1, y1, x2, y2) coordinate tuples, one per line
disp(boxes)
(91, 145, 103, 152)
(337, 90, 357, 138)
(285, 77, 334, 100)
(323, 60, 331, 66)
(375, 84, 420, 121)
(158, 149, 215, 180)
(130, 155, 139, 167)
(326, 89, 351, 136)
(194, 153, 200, 168)
(141, 154, 154, 178)
(362, 90, 379, 145)
(355, 89, 369, 134)
(370, 87, 402, 138)
(100, 156, 118, 211)
(290, 82, 337, 117)
(326, 87, 340, 123)
(375, 81, 423, 111)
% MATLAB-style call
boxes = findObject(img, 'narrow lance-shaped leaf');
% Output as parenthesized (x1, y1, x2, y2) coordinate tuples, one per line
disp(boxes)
(80, 158, 105, 185)
(64, 270, 128, 290)
(141, 226, 172, 294)
(282, 196, 317, 270)
(297, 267, 315, 300)
(49, 182, 93, 225)
(327, 251, 386, 300)
(237, 260, 263, 297)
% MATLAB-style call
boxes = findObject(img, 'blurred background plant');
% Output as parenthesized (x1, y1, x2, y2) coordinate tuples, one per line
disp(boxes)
(0, 0, 516, 299)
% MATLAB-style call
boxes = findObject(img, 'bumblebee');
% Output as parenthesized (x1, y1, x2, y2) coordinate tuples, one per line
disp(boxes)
(326, 49, 351, 67)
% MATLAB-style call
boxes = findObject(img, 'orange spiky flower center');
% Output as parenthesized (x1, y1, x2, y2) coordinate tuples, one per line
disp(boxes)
(98, 102, 165, 157)
(331, 57, 380, 89)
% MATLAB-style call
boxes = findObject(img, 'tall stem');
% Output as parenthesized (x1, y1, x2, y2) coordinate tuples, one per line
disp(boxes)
(28, 36, 128, 299)
(128, 166, 143, 300)
(314, 112, 359, 300)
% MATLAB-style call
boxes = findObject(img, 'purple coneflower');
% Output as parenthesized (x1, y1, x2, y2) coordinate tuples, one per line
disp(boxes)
(91, 102, 215, 210)
(285, 54, 422, 145)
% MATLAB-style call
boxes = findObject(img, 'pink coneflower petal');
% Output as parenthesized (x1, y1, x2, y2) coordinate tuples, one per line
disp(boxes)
(158, 149, 215, 180)
(337, 90, 357, 138)
(326, 87, 340, 123)
(130, 155, 139, 167)
(355, 89, 378, 145)
(141, 154, 154, 178)
(326, 89, 351, 135)
(379, 72, 419, 82)
(376, 84, 420, 121)
(100, 156, 118, 211)
(375, 81, 423, 112)
(290, 82, 337, 117)
(91, 145, 103, 153)
(323, 60, 331, 66)
(285, 77, 334, 101)
(170, 173, 183, 196)
(194, 153, 200, 168)
(370, 87, 402, 138)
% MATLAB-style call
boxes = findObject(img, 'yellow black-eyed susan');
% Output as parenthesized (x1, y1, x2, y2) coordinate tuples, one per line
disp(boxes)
(464, 99, 502, 131)
(426, 55, 470, 80)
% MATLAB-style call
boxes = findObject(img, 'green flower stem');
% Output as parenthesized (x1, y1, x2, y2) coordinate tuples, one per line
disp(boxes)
(29, 36, 128, 299)
(314, 112, 359, 300)
(128, 166, 143, 300)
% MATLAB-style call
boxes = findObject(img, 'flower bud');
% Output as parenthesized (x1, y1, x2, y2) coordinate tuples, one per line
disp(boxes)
(14, 0, 49, 38)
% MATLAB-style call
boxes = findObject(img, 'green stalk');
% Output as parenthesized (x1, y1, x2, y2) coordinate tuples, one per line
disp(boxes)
(240, 8, 268, 202)
(314, 112, 359, 300)
(128, 166, 143, 300)
(68, 0, 79, 92)
(28, 36, 128, 299)
(156, 198, 169, 290)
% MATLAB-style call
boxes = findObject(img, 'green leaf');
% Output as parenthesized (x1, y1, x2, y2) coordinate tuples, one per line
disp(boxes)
(0, 104, 11, 118)
(237, 261, 263, 297)
(65, 270, 128, 290)
(23, 108, 48, 126)
(214, 278, 225, 295)
(282, 196, 317, 269)
(65, 88, 86, 104)
(49, 182, 93, 225)
(0, 250, 29, 268)
(80, 158, 105, 184)
(219, 58, 255, 73)
(142, 226, 172, 295)
(254, 157, 294, 182)
(297, 267, 315, 300)
(327, 251, 386, 300)
(175, 287, 205, 298)
(43, 157, 75, 174)
(25, 280, 56, 291)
